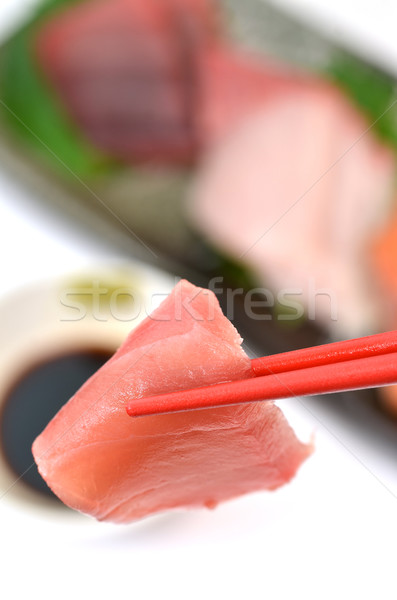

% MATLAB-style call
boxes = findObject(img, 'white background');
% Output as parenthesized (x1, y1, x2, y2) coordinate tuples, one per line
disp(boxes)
(1, 2, 397, 599)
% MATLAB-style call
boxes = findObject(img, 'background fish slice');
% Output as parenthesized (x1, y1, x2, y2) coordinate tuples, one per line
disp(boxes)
(35, 0, 219, 163)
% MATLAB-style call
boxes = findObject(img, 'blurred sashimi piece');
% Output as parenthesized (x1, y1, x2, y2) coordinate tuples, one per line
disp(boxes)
(372, 208, 397, 324)
(189, 82, 395, 336)
(371, 208, 397, 417)
(35, 0, 218, 164)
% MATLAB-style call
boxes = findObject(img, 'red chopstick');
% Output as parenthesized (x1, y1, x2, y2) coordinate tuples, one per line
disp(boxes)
(126, 331, 397, 417)
(250, 329, 397, 376)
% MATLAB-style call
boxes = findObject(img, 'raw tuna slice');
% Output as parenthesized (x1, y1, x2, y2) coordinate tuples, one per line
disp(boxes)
(33, 280, 310, 523)
(35, 0, 218, 163)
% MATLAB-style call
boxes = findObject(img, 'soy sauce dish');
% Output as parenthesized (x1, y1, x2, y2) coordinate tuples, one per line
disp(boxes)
(0, 264, 174, 512)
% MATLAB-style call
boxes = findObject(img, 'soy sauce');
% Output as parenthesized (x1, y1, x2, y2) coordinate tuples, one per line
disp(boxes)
(0, 350, 112, 498)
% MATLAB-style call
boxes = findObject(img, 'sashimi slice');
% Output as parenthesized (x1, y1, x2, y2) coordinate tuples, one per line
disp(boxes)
(32, 280, 311, 523)
(35, 0, 218, 163)
(370, 207, 397, 417)
(371, 207, 397, 325)
(189, 83, 395, 337)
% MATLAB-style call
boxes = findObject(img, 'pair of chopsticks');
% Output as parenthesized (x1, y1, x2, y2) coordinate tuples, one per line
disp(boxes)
(126, 330, 397, 417)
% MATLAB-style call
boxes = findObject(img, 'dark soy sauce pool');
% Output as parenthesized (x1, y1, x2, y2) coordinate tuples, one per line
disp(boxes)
(0, 351, 112, 498)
